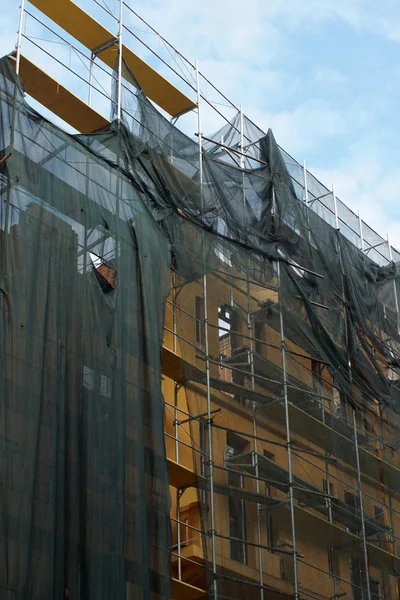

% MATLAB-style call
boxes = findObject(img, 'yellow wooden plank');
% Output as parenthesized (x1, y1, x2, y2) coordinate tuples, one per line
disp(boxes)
(29, 0, 196, 117)
(15, 55, 109, 133)
(172, 577, 205, 600)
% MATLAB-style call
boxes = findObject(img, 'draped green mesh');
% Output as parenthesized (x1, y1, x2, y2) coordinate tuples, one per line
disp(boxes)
(0, 58, 172, 600)
(2, 50, 400, 600)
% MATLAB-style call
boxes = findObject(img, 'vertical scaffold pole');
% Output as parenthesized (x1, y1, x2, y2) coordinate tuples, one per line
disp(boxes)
(332, 184, 339, 230)
(116, 0, 123, 121)
(16, 0, 25, 75)
(387, 234, 400, 335)
(177, 489, 182, 580)
(387, 230, 400, 562)
(303, 160, 309, 204)
(352, 411, 372, 600)
(240, 101, 264, 598)
(337, 204, 371, 600)
(358, 210, 364, 252)
(88, 52, 94, 106)
(276, 193, 299, 600)
(196, 60, 218, 600)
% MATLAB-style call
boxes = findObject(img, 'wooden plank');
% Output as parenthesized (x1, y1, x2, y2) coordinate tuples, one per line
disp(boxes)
(167, 457, 198, 489)
(162, 346, 184, 382)
(275, 504, 400, 575)
(16, 55, 109, 132)
(29, 0, 196, 117)
(172, 577, 205, 600)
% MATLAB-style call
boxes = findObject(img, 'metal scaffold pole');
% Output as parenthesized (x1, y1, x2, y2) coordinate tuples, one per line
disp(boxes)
(352, 410, 372, 600)
(116, 0, 123, 121)
(16, 0, 25, 75)
(196, 59, 218, 600)
(332, 184, 339, 230)
(303, 160, 309, 204)
(337, 201, 371, 600)
(241, 102, 264, 599)
(276, 198, 299, 600)
(387, 233, 400, 335)
(88, 52, 94, 106)
(358, 210, 364, 252)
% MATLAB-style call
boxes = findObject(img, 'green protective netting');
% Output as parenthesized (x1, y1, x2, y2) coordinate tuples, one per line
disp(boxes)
(115, 60, 400, 415)
(2, 47, 400, 600)
(0, 58, 172, 600)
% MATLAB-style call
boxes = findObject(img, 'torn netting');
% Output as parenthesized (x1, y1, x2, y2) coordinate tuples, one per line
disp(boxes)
(0, 57, 172, 600)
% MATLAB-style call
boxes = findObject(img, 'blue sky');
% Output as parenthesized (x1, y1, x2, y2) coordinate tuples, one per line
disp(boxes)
(1, 0, 400, 246)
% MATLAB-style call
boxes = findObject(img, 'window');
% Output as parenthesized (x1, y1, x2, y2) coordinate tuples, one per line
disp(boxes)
(254, 318, 264, 356)
(199, 418, 209, 505)
(345, 492, 361, 534)
(179, 517, 190, 547)
(218, 304, 239, 349)
(266, 513, 274, 554)
(195, 296, 204, 345)
(323, 479, 334, 522)
(100, 374, 112, 398)
(369, 576, 380, 600)
(263, 449, 275, 497)
(218, 305, 233, 385)
(312, 360, 323, 392)
(350, 558, 363, 600)
(83, 365, 95, 390)
(226, 432, 248, 460)
(345, 492, 361, 515)
(82, 366, 113, 400)
(199, 418, 208, 478)
(226, 432, 248, 564)
(332, 387, 348, 419)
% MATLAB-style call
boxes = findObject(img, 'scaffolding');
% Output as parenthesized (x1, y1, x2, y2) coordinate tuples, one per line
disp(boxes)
(3, 2, 400, 600)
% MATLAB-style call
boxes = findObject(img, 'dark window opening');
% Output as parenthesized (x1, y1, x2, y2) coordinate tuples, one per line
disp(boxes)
(345, 492, 361, 515)
(218, 304, 239, 347)
(332, 387, 349, 419)
(226, 432, 248, 460)
(369, 576, 380, 600)
(195, 296, 204, 345)
(199, 418, 209, 478)
(218, 305, 240, 389)
(254, 318, 264, 356)
(263, 449, 275, 497)
(345, 492, 361, 534)
(350, 558, 363, 600)
(323, 479, 334, 522)
(226, 432, 248, 564)
(266, 514, 274, 554)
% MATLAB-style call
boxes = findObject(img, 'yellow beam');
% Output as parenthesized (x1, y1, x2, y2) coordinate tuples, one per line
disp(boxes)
(29, 0, 196, 117)
(15, 54, 109, 132)
(172, 578, 205, 600)
(162, 346, 184, 382)
(167, 457, 198, 489)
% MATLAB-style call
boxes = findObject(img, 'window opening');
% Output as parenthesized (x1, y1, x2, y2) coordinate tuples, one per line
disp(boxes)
(226, 432, 248, 564)
(195, 295, 204, 346)
(91, 252, 117, 293)
(350, 558, 363, 600)
(263, 450, 275, 553)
